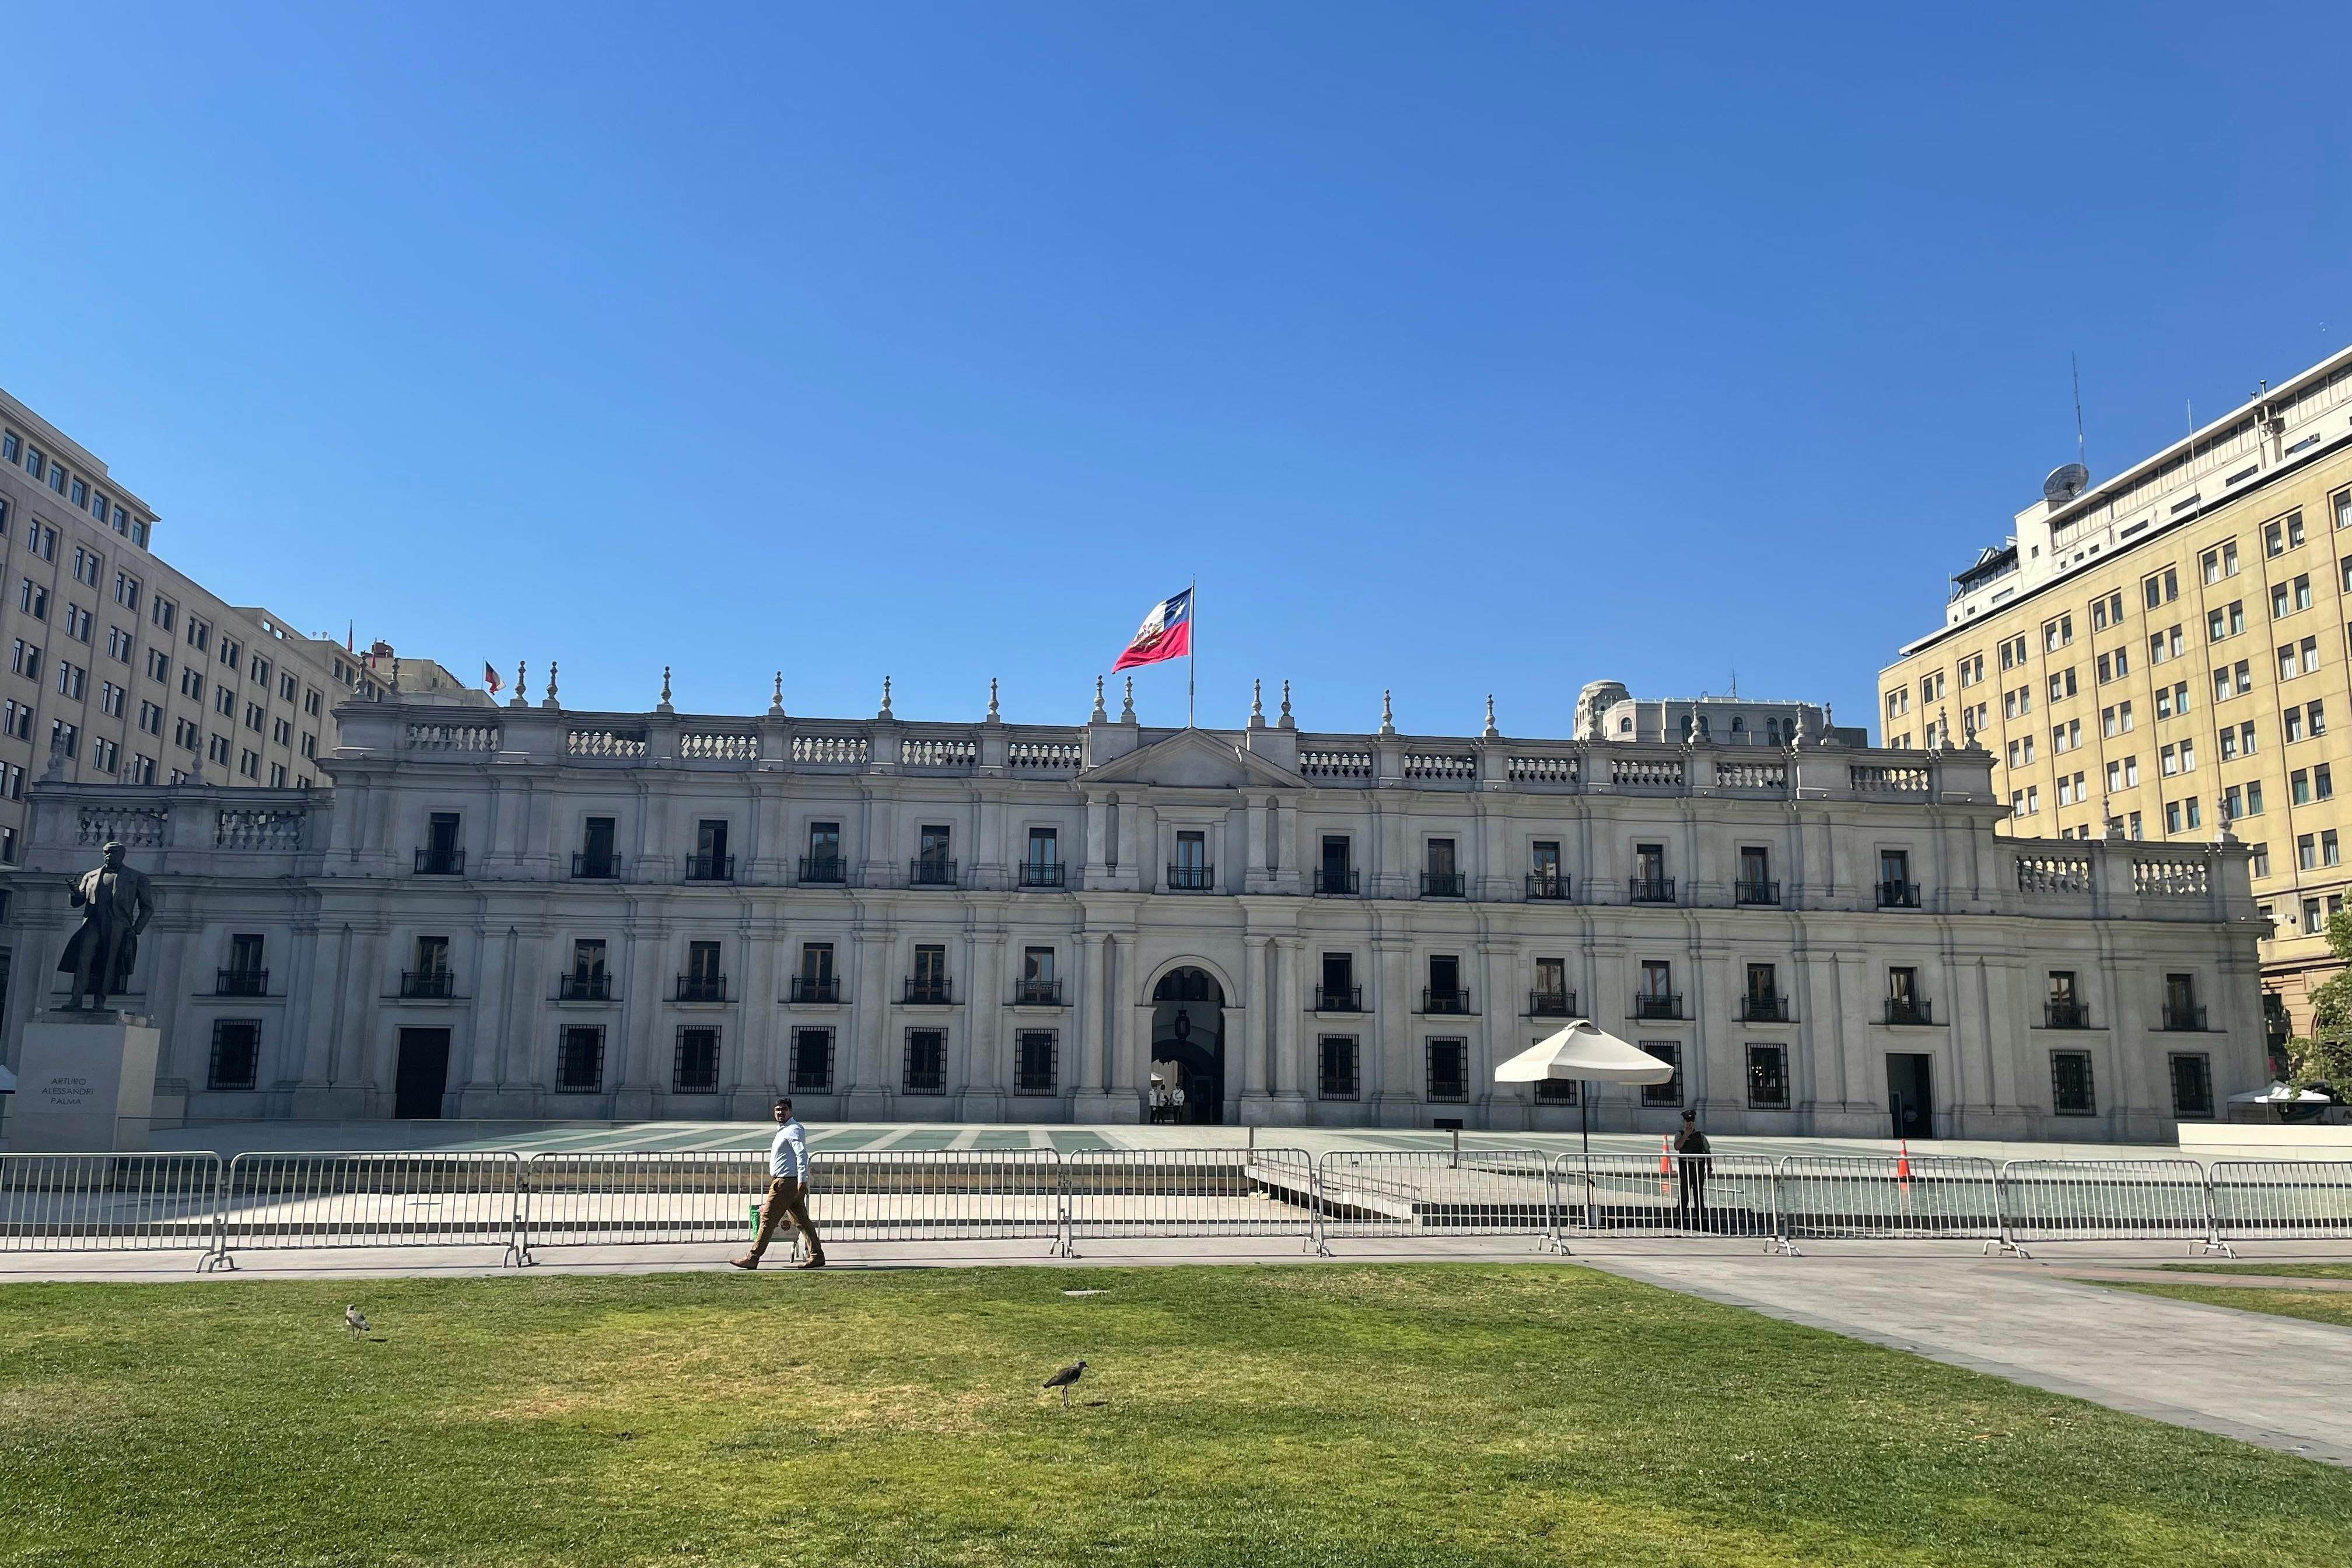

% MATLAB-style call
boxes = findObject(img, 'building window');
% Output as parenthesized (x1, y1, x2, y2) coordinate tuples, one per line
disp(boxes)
(681, 940, 725, 1003)
(1170, 828, 1210, 890)
(201, 1020, 262, 1092)
(673, 1027, 721, 1093)
(790, 1028, 835, 1093)
(1318, 1037, 1360, 1100)
(1534, 1076, 1577, 1104)
(556, 1027, 606, 1093)
(1015, 1031, 1058, 1097)
(2169, 1055, 2215, 1120)
(1023, 826, 1060, 885)
(2050, 1051, 2096, 1116)
(1425, 1038, 1469, 1102)
(1640, 1042, 1683, 1107)
(1020, 946, 1057, 1005)
(1745, 1044, 1790, 1109)
(1422, 836, 1461, 897)
(904, 1029, 947, 1094)
(804, 820, 843, 881)
(908, 943, 950, 1004)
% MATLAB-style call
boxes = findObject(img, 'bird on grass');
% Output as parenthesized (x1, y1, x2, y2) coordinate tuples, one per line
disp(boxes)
(345, 1305, 370, 1340)
(1042, 1359, 1087, 1408)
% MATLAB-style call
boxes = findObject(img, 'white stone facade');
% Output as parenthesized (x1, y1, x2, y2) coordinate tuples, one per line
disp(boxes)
(0, 692, 2269, 1142)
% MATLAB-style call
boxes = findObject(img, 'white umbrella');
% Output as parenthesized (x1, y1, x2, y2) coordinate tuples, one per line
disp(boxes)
(2227, 1082, 2331, 1104)
(1496, 1021, 1676, 1157)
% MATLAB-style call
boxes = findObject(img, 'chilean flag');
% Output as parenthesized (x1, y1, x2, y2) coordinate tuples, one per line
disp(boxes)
(1112, 589, 1192, 670)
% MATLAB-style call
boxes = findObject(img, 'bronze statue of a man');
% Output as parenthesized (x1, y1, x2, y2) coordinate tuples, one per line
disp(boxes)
(56, 841, 155, 1009)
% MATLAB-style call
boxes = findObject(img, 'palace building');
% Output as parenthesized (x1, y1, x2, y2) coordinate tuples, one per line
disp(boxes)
(0, 677, 2264, 1141)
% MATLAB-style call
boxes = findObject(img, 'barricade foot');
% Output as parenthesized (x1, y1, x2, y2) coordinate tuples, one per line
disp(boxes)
(197, 1250, 236, 1273)
(504, 1244, 533, 1268)
(1983, 1237, 2032, 1259)
(1768, 1236, 1803, 1257)
(2194, 1238, 2238, 1258)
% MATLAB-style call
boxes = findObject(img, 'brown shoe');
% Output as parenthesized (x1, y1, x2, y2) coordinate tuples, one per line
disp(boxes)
(729, 1254, 761, 1270)
(797, 1254, 828, 1269)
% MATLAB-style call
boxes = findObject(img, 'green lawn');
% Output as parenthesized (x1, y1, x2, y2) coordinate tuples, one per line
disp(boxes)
(4, 1265, 2348, 1567)
(2161, 1261, 2352, 1280)
(2107, 1280, 2352, 1330)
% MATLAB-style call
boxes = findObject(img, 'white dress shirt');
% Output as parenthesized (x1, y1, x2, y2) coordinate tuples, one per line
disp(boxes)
(768, 1117, 811, 1183)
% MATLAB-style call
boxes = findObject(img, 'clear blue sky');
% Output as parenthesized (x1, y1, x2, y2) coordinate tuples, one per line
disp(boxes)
(6, 5, 2348, 737)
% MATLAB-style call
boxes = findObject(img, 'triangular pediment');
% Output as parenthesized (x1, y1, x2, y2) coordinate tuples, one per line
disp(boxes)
(1083, 729, 1307, 790)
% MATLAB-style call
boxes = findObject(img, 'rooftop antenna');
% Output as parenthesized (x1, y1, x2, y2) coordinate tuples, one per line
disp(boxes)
(2071, 352, 2086, 471)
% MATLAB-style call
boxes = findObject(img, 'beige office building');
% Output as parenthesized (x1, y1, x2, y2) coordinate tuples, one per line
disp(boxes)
(1880, 345, 2352, 1049)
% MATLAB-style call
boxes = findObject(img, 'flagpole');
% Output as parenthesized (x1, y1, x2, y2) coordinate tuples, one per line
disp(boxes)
(1188, 576, 1196, 729)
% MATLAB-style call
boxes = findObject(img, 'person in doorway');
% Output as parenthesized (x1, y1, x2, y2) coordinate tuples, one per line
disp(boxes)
(1168, 1081, 1187, 1122)
(1674, 1108, 1712, 1231)
(732, 1098, 825, 1269)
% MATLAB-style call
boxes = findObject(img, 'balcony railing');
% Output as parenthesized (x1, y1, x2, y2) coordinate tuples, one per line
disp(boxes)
(1525, 872, 1571, 901)
(1014, 979, 1064, 1006)
(400, 970, 454, 999)
(789, 976, 841, 1004)
(1884, 997, 1934, 1026)
(558, 973, 612, 1002)
(1734, 880, 1780, 906)
(904, 978, 956, 1005)
(1166, 863, 1214, 892)
(909, 858, 959, 888)
(1421, 870, 1466, 898)
(1528, 989, 1577, 1017)
(1878, 880, 1922, 909)
(1632, 992, 1682, 1020)
(676, 974, 729, 1004)
(1314, 984, 1363, 1012)
(215, 968, 268, 997)
(1019, 861, 1065, 888)
(2160, 1004, 2208, 1032)
(1421, 988, 1474, 1015)
(799, 855, 846, 885)
(1313, 867, 1359, 895)
(414, 846, 465, 876)
(1628, 876, 1674, 903)
(1737, 995, 1790, 1023)
(684, 853, 735, 883)
(570, 852, 620, 880)
(2045, 999, 2090, 1029)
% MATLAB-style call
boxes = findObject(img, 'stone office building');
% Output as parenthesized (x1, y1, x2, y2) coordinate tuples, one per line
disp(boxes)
(2, 680, 2266, 1139)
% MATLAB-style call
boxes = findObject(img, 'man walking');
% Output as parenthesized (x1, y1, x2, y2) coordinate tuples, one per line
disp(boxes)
(731, 1098, 826, 1269)
(1674, 1108, 1712, 1231)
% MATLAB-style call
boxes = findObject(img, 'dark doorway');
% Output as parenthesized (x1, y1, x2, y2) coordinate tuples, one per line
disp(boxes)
(394, 1028, 452, 1119)
(1151, 967, 1226, 1125)
(1885, 1052, 1934, 1140)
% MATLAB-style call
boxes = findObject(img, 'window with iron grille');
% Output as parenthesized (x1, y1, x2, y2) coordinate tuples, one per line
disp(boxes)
(790, 1028, 835, 1094)
(1318, 1036, 1359, 1100)
(1640, 1041, 1683, 1107)
(2169, 1054, 2215, 1119)
(1534, 1076, 1577, 1104)
(1425, 1038, 1468, 1102)
(2050, 1051, 2096, 1116)
(674, 1027, 721, 1093)
(904, 1029, 947, 1094)
(556, 1026, 605, 1093)
(1015, 1031, 1058, 1096)
(1745, 1043, 1788, 1108)
(207, 1020, 260, 1091)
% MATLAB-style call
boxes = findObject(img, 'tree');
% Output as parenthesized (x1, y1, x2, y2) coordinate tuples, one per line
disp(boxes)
(2286, 908, 2352, 1090)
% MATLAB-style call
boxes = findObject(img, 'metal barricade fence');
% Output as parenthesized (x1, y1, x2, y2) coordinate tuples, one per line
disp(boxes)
(521, 1151, 769, 1258)
(218, 1152, 526, 1268)
(1065, 1146, 1318, 1249)
(1997, 1158, 2218, 1255)
(2208, 1161, 2352, 1244)
(803, 1148, 1065, 1251)
(0, 1152, 226, 1265)
(1771, 1155, 2003, 1253)
(1553, 1152, 1779, 1246)
(1312, 1147, 1553, 1253)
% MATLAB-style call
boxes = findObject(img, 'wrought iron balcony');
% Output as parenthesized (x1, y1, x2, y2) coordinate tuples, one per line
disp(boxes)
(799, 855, 846, 885)
(1312, 867, 1359, 895)
(909, 857, 959, 888)
(1421, 870, 1466, 898)
(1738, 994, 1790, 1023)
(1421, 988, 1474, 1015)
(2044, 999, 2090, 1028)
(570, 852, 620, 880)
(400, 970, 454, 999)
(414, 846, 465, 876)
(558, 973, 611, 1002)
(789, 975, 841, 1004)
(1628, 876, 1674, 903)
(675, 974, 729, 1004)
(904, 978, 956, 1005)
(1524, 872, 1571, 901)
(1019, 860, 1065, 888)
(1313, 985, 1363, 1012)
(2160, 1004, 2208, 1032)
(1632, 992, 1682, 1020)
(1734, 880, 1780, 906)
(215, 968, 268, 997)
(1884, 997, 1934, 1026)
(1878, 880, 1922, 909)
(1014, 979, 1064, 1006)
(684, 853, 735, 883)
(1166, 863, 1214, 891)
(1528, 989, 1577, 1017)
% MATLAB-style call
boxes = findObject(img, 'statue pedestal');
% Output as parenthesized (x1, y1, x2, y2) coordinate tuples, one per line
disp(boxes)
(6, 1013, 160, 1153)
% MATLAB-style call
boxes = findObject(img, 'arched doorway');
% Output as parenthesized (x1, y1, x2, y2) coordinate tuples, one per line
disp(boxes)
(1150, 967, 1224, 1125)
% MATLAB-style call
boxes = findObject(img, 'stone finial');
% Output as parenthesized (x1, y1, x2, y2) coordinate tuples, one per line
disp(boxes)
(1482, 694, 1499, 740)
(2214, 793, 2238, 845)
(1090, 675, 1108, 723)
(389, 657, 401, 694)
(1817, 700, 1836, 746)
(1378, 689, 1395, 736)
(656, 666, 674, 715)
(2102, 797, 2123, 841)
(541, 660, 559, 709)
(40, 731, 68, 782)
(769, 671, 785, 718)
(878, 675, 894, 719)
(1119, 676, 1136, 724)
(986, 677, 1002, 723)
(1279, 678, 1294, 730)
(510, 661, 528, 709)
(1248, 678, 1265, 729)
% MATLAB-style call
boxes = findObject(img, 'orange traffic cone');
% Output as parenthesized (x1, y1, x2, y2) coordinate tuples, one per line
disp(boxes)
(1896, 1138, 1914, 1190)
(1659, 1135, 1674, 1196)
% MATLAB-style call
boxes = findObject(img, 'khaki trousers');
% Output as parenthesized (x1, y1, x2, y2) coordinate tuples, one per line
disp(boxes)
(750, 1176, 822, 1259)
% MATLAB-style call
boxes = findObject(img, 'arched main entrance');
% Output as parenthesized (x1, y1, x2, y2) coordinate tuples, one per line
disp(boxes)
(1150, 967, 1225, 1125)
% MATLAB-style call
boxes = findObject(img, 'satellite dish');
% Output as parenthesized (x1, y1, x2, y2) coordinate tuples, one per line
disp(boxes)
(2043, 462, 2090, 503)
